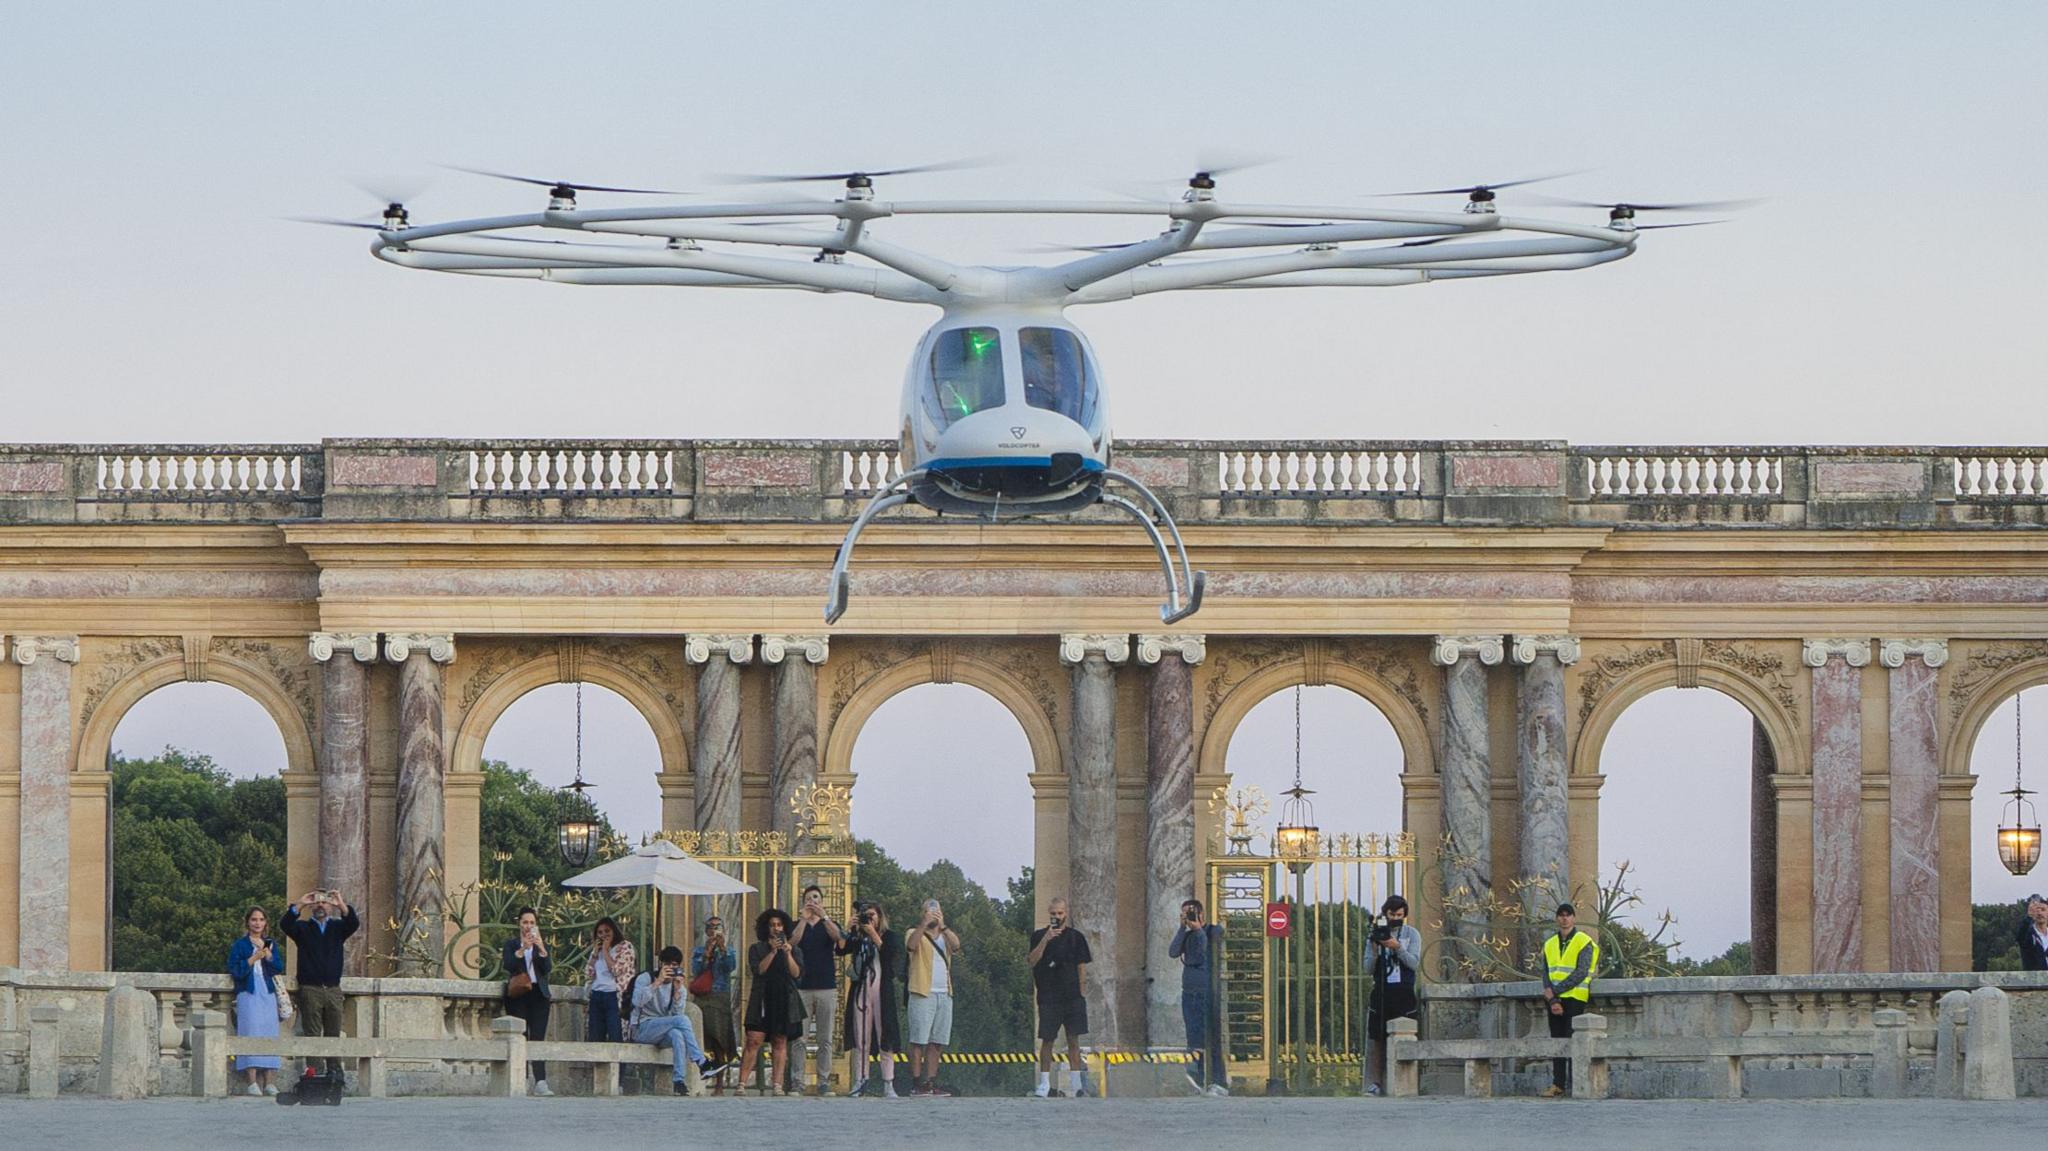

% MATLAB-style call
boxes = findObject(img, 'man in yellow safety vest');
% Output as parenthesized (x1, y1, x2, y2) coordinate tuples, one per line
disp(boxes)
(1539, 902, 1598, 1097)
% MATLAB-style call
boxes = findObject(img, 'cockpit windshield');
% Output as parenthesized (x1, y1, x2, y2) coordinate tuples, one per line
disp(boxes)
(1020, 327, 1098, 427)
(924, 326, 1006, 429)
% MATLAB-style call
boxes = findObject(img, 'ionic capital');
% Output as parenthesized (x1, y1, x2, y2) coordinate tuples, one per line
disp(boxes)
(309, 632, 380, 663)
(1877, 638, 1948, 670)
(1059, 633, 1131, 665)
(10, 635, 79, 666)
(1430, 635, 1505, 667)
(1510, 634, 1581, 666)
(383, 632, 457, 664)
(1135, 634, 1206, 666)
(760, 634, 830, 665)
(685, 633, 755, 665)
(1801, 638, 1873, 669)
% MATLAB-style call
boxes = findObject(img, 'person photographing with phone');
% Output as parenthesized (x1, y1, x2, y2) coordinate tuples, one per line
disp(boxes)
(690, 914, 740, 1081)
(739, 908, 805, 1096)
(280, 887, 358, 1077)
(904, 897, 962, 1097)
(1168, 898, 1227, 1096)
(630, 945, 717, 1094)
(1026, 896, 1093, 1098)
(227, 905, 285, 1095)
(842, 900, 904, 1098)
(501, 907, 555, 1096)
(790, 883, 846, 1096)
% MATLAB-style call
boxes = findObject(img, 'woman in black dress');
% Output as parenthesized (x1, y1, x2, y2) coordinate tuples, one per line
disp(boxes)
(738, 907, 804, 1095)
(841, 900, 904, 1097)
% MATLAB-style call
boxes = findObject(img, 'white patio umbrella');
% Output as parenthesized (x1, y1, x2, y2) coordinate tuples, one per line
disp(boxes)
(561, 839, 755, 896)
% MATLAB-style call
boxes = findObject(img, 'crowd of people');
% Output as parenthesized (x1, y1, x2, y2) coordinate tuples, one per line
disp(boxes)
(227, 884, 1509, 1099)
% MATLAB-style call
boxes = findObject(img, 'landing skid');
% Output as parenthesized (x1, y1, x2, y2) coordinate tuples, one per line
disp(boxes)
(822, 467, 1207, 625)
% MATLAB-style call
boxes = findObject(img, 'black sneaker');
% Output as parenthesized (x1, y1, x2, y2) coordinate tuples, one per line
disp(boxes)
(673, 1080, 688, 1095)
(927, 1083, 954, 1098)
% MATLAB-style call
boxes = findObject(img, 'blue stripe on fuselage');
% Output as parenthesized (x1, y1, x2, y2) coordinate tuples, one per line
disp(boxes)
(927, 457, 1106, 472)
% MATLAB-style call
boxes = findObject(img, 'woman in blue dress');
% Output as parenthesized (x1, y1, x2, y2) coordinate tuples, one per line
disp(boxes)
(228, 906, 284, 1096)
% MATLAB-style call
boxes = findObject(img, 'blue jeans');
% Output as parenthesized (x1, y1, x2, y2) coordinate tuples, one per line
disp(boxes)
(635, 1015, 706, 1081)
(587, 989, 623, 1043)
(1182, 987, 1225, 1088)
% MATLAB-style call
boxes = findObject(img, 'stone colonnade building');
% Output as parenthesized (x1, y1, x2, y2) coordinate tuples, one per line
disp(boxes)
(1, 438, 2044, 1046)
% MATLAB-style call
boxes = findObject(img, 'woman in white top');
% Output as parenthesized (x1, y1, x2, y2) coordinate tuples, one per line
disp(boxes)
(584, 916, 635, 1042)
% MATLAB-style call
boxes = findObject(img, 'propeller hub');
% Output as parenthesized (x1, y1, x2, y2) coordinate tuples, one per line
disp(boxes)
(1188, 171, 1217, 191)
(381, 204, 409, 228)
(1469, 186, 1496, 203)
(845, 173, 873, 190)
(1610, 204, 1635, 220)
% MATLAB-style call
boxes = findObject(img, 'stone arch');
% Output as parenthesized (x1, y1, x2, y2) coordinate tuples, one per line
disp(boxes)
(1942, 654, 2048, 781)
(1571, 659, 1803, 781)
(1197, 659, 1433, 782)
(71, 647, 316, 970)
(822, 656, 1061, 781)
(449, 654, 689, 778)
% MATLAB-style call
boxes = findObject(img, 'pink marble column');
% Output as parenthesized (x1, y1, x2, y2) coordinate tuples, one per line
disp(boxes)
(761, 635, 829, 839)
(1804, 638, 1871, 974)
(386, 633, 454, 976)
(687, 634, 753, 834)
(1431, 635, 1504, 947)
(1750, 717, 1779, 975)
(13, 636, 79, 972)
(311, 632, 377, 975)
(1062, 633, 1129, 1045)
(1138, 633, 1204, 1047)
(1882, 639, 1947, 972)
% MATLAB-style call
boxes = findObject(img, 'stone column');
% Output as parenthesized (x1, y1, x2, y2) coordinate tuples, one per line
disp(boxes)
(1511, 635, 1578, 911)
(1803, 638, 1871, 973)
(1881, 638, 1947, 972)
(1431, 635, 1503, 943)
(1062, 632, 1129, 1044)
(13, 635, 79, 972)
(687, 634, 753, 834)
(761, 635, 829, 839)
(310, 632, 378, 974)
(1138, 632, 1204, 1047)
(1750, 718, 1779, 975)
(385, 632, 455, 976)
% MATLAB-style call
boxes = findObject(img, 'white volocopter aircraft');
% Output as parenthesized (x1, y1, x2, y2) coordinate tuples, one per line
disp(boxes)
(319, 161, 1740, 623)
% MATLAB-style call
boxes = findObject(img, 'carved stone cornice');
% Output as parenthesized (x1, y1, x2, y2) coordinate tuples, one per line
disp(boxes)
(1135, 634, 1206, 666)
(1430, 634, 1504, 667)
(1878, 638, 1948, 670)
(11, 635, 80, 665)
(1059, 633, 1131, 665)
(383, 632, 457, 664)
(309, 632, 379, 663)
(685, 633, 754, 665)
(760, 634, 830, 665)
(1802, 638, 1873, 668)
(181, 635, 210, 683)
(1509, 634, 1581, 666)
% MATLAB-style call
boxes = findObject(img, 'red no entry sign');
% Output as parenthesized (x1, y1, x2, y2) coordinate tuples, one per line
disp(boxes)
(1266, 902, 1291, 937)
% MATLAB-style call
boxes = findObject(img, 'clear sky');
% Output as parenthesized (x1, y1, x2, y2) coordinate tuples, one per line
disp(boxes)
(27, 2, 2048, 956)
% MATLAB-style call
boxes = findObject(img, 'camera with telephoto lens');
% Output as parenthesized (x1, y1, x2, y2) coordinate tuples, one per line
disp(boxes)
(1369, 915, 1395, 944)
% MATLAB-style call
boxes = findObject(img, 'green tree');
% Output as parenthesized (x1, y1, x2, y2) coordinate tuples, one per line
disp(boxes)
(110, 748, 286, 973)
(1975, 900, 2025, 971)
(478, 758, 620, 886)
(1670, 940, 1753, 976)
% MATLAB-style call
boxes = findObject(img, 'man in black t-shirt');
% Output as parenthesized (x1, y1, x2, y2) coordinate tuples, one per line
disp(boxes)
(1026, 896, 1093, 1098)
(790, 884, 845, 1096)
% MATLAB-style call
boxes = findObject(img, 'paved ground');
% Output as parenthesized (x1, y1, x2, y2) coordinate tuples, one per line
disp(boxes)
(0, 1095, 2038, 1150)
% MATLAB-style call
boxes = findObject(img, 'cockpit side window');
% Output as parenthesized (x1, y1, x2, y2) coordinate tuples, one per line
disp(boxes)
(1019, 327, 1098, 427)
(924, 327, 1006, 430)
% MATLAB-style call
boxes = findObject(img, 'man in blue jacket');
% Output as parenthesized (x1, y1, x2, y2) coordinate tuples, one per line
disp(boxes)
(280, 888, 359, 1074)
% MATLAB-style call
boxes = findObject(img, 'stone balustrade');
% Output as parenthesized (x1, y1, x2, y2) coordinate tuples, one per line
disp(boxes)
(2, 439, 2043, 526)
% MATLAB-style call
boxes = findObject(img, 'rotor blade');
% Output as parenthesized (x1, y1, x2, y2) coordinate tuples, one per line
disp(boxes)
(1373, 170, 1586, 197)
(347, 173, 432, 207)
(445, 165, 689, 195)
(1023, 241, 1137, 254)
(712, 154, 1001, 185)
(1633, 220, 1730, 230)
(1531, 194, 1762, 212)
(285, 215, 388, 230)
(1191, 149, 1280, 178)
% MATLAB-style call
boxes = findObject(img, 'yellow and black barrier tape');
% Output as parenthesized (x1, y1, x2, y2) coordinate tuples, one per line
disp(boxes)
(940, 1050, 1195, 1065)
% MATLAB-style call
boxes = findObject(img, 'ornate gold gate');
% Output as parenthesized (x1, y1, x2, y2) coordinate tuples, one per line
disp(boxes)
(1205, 787, 1415, 1093)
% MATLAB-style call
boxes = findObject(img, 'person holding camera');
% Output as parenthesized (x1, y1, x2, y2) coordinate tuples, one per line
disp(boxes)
(739, 907, 806, 1096)
(280, 886, 358, 1076)
(1027, 896, 1093, 1099)
(501, 906, 555, 1096)
(790, 883, 846, 1096)
(227, 905, 285, 1096)
(1168, 898, 1226, 1096)
(690, 914, 740, 1075)
(630, 944, 715, 1095)
(2014, 894, 2048, 970)
(904, 897, 961, 1097)
(584, 916, 635, 1044)
(841, 899, 904, 1098)
(1363, 894, 1422, 1096)
(1540, 902, 1599, 1097)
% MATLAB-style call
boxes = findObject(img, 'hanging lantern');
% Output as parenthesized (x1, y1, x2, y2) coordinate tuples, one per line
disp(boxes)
(1272, 685, 1320, 867)
(558, 682, 602, 868)
(2000, 694, 2041, 876)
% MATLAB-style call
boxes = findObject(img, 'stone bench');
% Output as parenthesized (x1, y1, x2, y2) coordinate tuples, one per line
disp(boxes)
(1387, 1009, 1916, 1100)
